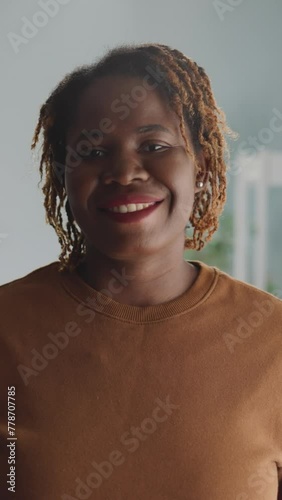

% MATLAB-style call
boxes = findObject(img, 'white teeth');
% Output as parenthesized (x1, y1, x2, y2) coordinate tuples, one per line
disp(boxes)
(108, 202, 156, 213)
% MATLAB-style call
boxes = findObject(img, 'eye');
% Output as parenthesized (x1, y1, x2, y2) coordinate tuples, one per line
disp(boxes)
(142, 143, 170, 153)
(78, 148, 106, 159)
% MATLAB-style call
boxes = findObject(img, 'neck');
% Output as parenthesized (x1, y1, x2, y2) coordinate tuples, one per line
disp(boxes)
(76, 245, 199, 307)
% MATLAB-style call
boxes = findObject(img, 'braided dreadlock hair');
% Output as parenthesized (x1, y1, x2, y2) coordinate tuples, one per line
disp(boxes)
(31, 42, 236, 273)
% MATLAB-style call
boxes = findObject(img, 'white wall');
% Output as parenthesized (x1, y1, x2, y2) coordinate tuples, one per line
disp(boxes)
(1, 0, 282, 284)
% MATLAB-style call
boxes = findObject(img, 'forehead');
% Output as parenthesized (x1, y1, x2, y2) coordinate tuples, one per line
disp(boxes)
(72, 75, 179, 129)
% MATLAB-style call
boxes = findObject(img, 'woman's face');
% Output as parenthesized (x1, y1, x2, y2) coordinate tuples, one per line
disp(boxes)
(65, 75, 203, 260)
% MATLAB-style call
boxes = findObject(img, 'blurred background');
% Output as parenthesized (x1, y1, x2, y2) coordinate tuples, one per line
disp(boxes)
(0, 0, 281, 292)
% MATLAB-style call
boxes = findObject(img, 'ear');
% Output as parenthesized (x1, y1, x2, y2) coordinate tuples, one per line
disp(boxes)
(194, 149, 210, 194)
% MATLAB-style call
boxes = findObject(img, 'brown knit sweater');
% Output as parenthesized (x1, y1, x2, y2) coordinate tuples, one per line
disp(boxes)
(0, 260, 282, 500)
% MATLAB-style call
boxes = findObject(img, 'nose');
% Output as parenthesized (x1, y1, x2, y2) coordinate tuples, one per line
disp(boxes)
(102, 151, 150, 186)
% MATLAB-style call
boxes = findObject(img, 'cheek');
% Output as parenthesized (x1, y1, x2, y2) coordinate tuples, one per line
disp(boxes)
(169, 167, 195, 217)
(177, 189, 195, 226)
(65, 169, 98, 211)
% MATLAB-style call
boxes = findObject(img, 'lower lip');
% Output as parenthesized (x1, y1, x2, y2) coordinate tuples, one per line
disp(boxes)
(99, 202, 163, 223)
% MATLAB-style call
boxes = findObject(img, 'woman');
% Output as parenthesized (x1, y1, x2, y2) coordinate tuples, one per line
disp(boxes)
(0, 43, 282, 500)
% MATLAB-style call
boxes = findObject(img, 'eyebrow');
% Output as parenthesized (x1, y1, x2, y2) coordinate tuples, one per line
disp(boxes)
(74, 124, 173, 143)
(134, 124, 172, 135)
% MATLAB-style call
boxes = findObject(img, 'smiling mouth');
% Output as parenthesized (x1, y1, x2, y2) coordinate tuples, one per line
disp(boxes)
(99, 201, 162, 214)
(98, 200, 164, 223)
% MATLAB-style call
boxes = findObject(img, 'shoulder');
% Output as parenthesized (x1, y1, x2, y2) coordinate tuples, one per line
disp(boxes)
(209, 264, 282, 337)
(214, 264, 282, 305)
(195, 262, 282, 318)
(0, 261, 61, 306)
(192, 263, 282, 360)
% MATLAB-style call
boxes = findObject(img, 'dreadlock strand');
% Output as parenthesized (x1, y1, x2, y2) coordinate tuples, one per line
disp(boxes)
(150, 47, 225, 249)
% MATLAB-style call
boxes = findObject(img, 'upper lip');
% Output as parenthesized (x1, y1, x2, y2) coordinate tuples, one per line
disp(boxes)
(98, 194, 165, 209)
